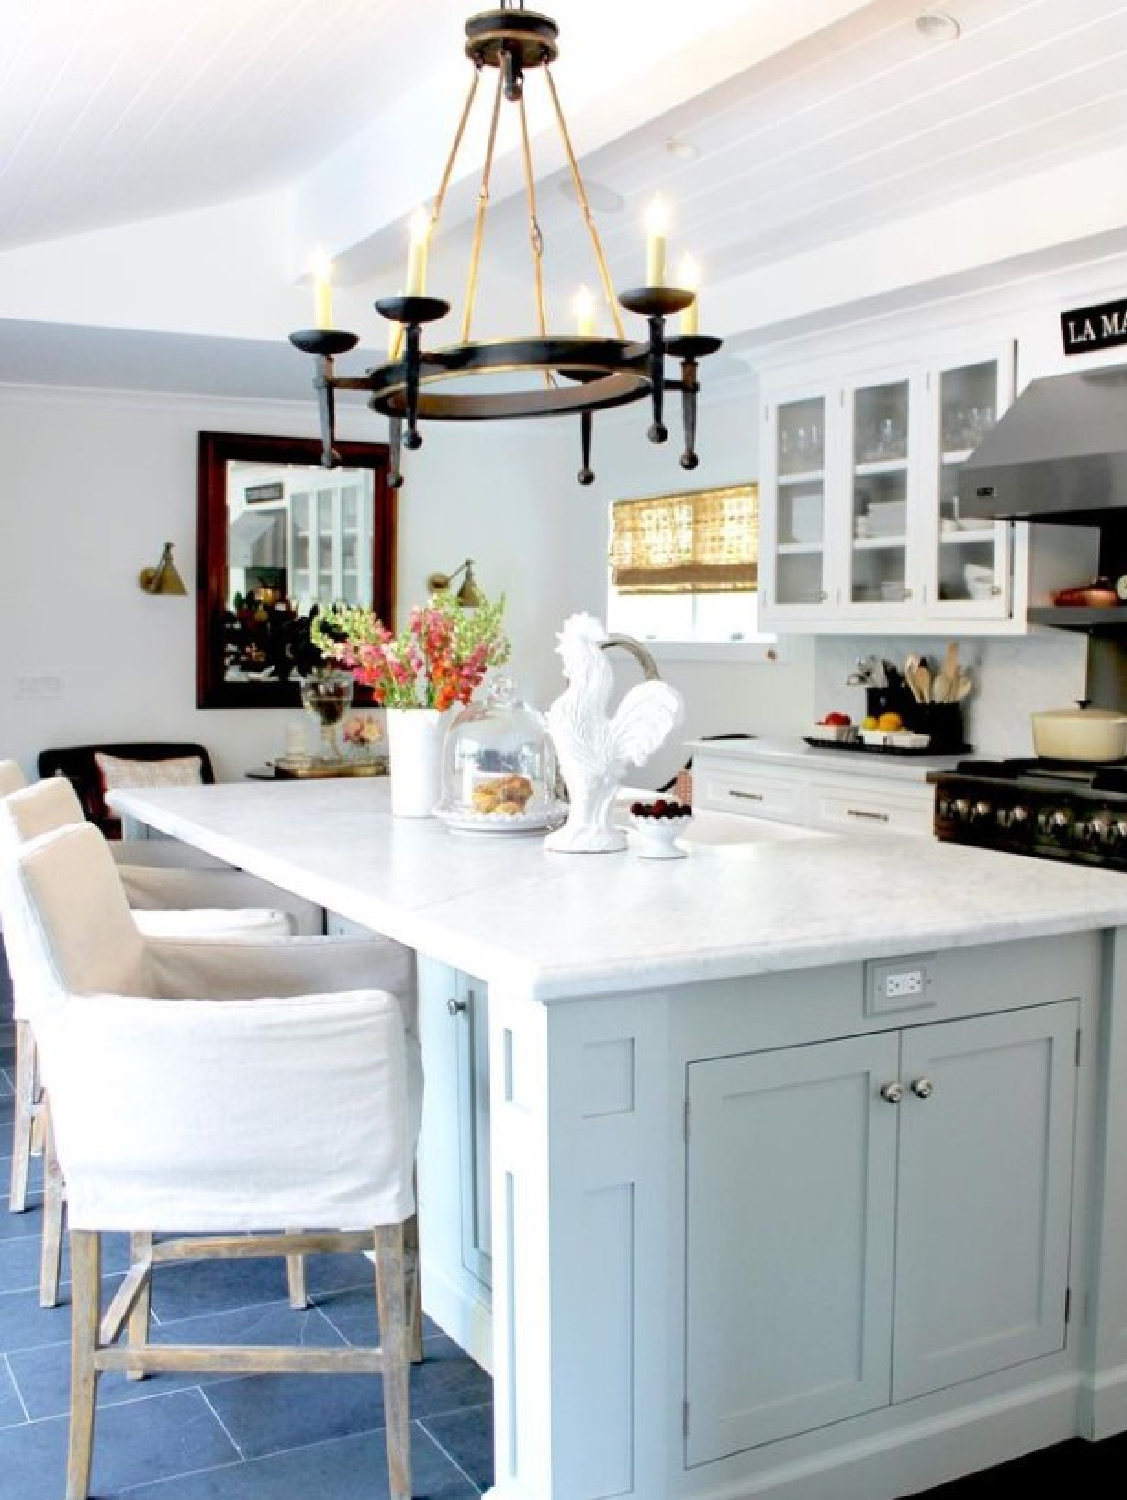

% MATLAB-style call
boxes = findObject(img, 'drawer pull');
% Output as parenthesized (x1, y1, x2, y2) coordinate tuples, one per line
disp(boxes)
(846, 807, 890, 823)
(728, 790, 764, 802)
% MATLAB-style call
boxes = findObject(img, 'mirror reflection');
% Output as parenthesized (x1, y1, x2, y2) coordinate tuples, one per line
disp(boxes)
(197, 432, 395, 709)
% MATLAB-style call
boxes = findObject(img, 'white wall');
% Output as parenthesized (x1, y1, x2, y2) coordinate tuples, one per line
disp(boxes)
(0, 384, 579, 783)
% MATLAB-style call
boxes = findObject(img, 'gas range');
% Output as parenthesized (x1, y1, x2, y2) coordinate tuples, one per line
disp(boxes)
(930, 758, 1127, 870)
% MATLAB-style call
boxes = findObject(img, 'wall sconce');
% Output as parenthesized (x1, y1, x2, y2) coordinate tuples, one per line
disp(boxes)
(139, 542, 188, 596)
(426, 557, 484, 608)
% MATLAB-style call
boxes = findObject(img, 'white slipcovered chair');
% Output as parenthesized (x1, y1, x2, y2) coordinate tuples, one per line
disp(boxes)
(0, 776, 298, 1305)
(14, 821, 422, 1500)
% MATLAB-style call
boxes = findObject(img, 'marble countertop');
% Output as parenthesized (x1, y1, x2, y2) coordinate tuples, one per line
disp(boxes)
(109, 780, 1127, 1002)
(683, 736, 966, 783)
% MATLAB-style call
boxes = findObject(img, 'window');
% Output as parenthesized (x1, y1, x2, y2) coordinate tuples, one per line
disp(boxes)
(606, 483, 775, 656)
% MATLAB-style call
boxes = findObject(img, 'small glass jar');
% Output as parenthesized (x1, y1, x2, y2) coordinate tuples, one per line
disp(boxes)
(437, 677, 565, 831)
(300, 672, 354, 762)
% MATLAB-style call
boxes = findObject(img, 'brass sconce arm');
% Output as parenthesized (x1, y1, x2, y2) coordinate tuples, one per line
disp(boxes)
(139, 543, 188, 596)
(426, 557, 485, 608)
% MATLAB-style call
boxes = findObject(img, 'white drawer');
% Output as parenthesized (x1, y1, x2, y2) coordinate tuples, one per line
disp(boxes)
(693, 761, 807, 825)
(810, 780, 934, 835)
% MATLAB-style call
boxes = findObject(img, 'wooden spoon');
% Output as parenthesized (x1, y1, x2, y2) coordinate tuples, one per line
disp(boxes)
(913, 661, 932, 703)
(933, 641, 960, 702)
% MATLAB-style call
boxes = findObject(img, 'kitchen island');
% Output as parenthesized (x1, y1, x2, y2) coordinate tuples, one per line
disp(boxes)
(108, 779, 1127, 1500)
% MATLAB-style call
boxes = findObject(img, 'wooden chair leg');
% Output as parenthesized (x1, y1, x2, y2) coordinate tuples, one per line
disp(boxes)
(8, 1021, 36, 1212)
(284, 1229, 308, 1310)
(405, 1211, 423, 1363)
(67, 1230, 102, 1500)
(40, 1104, 65, 1308)
(373, 1224, 412, 1500)
(126, 1231, 154, 1382)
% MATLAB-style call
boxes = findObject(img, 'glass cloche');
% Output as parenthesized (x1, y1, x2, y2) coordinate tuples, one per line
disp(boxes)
(437, 677, 566, 833)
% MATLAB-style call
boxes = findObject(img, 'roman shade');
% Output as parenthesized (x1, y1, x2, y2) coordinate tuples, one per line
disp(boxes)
(609, 483, 758, 594)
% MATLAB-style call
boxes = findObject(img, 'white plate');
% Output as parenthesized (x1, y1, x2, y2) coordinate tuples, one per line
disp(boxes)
(436, 801, 568, 835)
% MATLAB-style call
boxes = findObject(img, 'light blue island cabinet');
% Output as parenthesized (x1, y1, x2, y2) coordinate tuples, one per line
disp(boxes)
(110, 779, 1127, 1500)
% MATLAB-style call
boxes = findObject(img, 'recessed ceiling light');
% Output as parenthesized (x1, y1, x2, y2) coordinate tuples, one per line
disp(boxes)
(915, 11, 961, 41)
(557, 176, 625, 213)
(665, 137, 701, 162)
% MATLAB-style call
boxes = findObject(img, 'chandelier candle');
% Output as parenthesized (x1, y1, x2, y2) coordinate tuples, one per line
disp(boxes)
(573, 285, 596, 336)
(678, 255, 701, 336)
(405, 207, 430, 297)
(645, 196, 670, 286)
(311, 248, 333, 330)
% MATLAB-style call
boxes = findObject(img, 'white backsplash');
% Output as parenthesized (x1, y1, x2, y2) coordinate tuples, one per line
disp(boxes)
(814, 631, 1091, 759)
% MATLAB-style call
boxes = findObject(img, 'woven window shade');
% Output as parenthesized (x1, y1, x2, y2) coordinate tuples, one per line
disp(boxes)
(609, 484, 758, 594)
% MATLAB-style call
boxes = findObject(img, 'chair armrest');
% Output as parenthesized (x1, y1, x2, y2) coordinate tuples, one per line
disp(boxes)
(111, 840, 232, 871)
(145, 933, 417, 1023)
(117, 864, 323, 935)
(36, 990, 422, 1234)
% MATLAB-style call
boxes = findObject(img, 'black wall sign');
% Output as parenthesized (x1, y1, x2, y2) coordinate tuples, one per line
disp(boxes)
(1061, 297, 1127, 355)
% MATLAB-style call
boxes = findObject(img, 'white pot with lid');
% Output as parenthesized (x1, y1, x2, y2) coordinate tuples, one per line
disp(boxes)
(1031, 700, 1127, 762)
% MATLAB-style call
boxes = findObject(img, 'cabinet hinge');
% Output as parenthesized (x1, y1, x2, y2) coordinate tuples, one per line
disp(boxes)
(1065, 1286, 1071, 1325)
(683, 1098, 691, 1143)
(1076, 1028, 1082, 1067)
(683, 1398, 691, 1438)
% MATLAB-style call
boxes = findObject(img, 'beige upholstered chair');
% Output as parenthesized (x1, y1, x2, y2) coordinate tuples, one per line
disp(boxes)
(15, 821, 421, 1500)
(0, 776, 297, 1305)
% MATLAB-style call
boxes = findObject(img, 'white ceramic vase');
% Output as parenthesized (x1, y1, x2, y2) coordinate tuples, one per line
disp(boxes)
(385, 707, 449, 817)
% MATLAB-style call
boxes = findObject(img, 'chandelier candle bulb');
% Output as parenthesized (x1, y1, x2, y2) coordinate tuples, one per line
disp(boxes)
(311, 248, 333, 330)
(573, 285, 596, 336)
(677, 255, 701, 335)
(405, 207, 430, 296)
(645, 196, 671, 286)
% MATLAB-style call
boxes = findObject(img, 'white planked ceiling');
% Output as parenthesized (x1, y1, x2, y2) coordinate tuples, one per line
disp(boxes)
(5, 0, 1127, 393)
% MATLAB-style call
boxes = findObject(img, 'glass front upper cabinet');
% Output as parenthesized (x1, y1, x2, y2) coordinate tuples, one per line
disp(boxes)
(773, 396, 828, 608)
(848, 378, 910, 608)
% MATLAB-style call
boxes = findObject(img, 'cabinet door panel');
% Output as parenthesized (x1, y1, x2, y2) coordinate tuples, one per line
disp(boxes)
(893, 1003, 1078, 1400)
(685, 1034, 899, 1464)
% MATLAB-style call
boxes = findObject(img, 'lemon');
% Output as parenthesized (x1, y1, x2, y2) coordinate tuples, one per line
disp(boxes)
(878, 711, 903, 732)
(862, 715, 879, 730)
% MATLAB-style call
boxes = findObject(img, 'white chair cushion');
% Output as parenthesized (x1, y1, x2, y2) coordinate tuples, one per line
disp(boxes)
(134, 908, 294, 939)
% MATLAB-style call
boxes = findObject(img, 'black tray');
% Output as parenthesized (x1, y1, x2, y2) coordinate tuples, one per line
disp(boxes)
(803, 737, 971, 759)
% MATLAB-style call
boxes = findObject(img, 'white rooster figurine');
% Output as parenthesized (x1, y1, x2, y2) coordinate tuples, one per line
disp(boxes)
(545, 613, 684, 853)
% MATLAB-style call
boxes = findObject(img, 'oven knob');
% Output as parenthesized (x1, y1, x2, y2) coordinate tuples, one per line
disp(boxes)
(996, 804, 1028, 829)
(1113, 820, 1127, 845)
(971, 799, 992, 821)
(1038, 808, 1071, 835)
(1086, 816, 1111, 845)
(952, 797, 971, 821)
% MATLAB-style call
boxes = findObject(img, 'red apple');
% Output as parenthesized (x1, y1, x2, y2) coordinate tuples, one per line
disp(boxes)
(821, 711, 852, 726)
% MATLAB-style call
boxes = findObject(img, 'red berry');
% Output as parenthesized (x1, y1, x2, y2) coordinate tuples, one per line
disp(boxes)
(653, 798, 668, 816)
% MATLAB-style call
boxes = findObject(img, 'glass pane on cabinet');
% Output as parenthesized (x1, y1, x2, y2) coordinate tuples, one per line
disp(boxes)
(936, 361, 1000, 601)
(850, 380, 909, 604)
(777, 397, 825, 477)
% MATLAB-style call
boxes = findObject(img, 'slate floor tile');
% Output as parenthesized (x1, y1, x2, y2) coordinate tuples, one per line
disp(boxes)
(0, 1386, 239, 1500)
(0, 1352, 27, 1429)
(120, 1423, 479, 1500)
(204, 1332, 492, 1461)
(9, 1299, 347, 1422)
(419, 1401, 494, 1493)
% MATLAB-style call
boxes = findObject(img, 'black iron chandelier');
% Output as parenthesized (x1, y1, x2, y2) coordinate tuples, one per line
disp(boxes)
(289, 2, 722, 488)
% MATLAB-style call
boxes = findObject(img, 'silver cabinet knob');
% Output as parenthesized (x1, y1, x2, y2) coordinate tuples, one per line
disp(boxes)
(447, 997, 467, 1016)
(879, 1081, 904, 1104)
(910, 1077, 934, 1099)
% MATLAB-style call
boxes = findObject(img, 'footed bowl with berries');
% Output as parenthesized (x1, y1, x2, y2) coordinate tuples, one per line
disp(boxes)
(627, 798, 692, 859)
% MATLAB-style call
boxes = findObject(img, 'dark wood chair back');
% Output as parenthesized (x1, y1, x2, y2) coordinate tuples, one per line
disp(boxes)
(37, 743, 216, 838)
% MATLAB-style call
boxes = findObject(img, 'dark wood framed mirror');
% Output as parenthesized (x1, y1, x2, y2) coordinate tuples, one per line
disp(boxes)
(197, 431, 396, 709)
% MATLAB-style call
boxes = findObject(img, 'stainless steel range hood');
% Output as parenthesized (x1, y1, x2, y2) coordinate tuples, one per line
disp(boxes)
(958, 363, 1127, 524)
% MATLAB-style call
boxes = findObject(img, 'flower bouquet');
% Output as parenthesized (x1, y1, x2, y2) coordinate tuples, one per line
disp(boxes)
(310, 591, 510, 709)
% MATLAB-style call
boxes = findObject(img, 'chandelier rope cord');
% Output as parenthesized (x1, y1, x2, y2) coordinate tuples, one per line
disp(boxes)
(461, 68, 505, 345)
(543, 63, 624, 341)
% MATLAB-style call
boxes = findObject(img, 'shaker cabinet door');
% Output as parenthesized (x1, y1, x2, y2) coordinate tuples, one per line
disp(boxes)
(684, 1033, 900, 1465)
(892, 1002, 1078, 1401)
